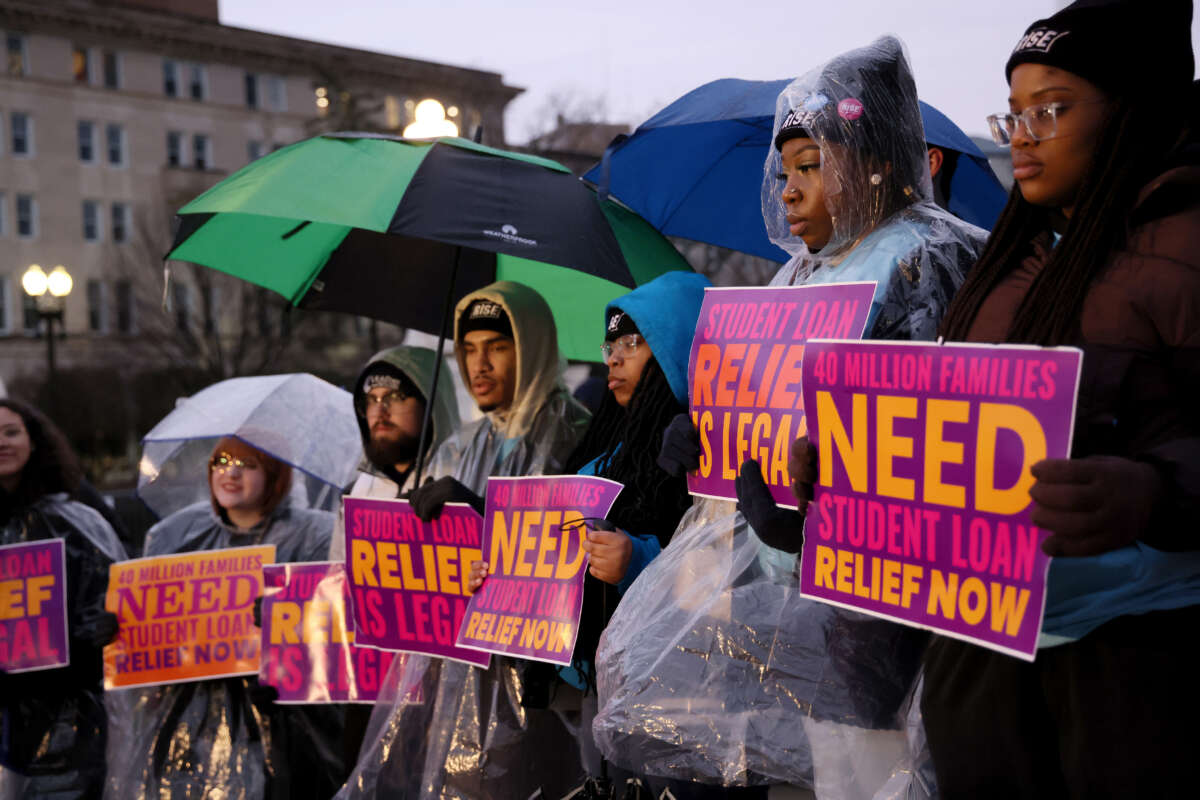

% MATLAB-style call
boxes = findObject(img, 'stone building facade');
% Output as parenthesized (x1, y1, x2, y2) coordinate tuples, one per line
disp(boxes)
(0, 0, 521, 384)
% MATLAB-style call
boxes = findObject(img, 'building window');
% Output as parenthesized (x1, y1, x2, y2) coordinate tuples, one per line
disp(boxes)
(265, 76, 287, 111)
(78, 120, 95, 162)
(7, 34, 27, 78)
(244, 72, 258, 108)
(16, 194, 35, 239)
(163, 59, 178, 97)
(72, 45, 91, 83)
(11, 112, 31, 156)
(23, 294, 38, 334)
(82, 200, 101, 242)
(102, 51, 120, 89)
(193, 134, 210, 170)
(247, 140, 263, 162)
(112, 202, 128, 243)
(173, 283, 191, 333)
(0, 276, 9, 334)
(106, 123, 125, 166)
(167, 130, 183, 166)
(189, 64, 206, 101)
(87, 280, 107, 332)
(116, 280, 134, 334)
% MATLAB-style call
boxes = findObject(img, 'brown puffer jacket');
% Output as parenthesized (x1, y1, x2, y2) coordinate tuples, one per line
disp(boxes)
(967, 150, 1200, 550)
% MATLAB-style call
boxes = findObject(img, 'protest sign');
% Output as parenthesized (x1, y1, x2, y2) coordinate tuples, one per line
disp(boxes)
(687, 283, 875, 507)
(0, 539, 68, 673)
(344, 497, 489, 668)
(103, 545, 275, 689)
(457, 475, 623, 666)
(260, 561, 415, 704)
(798, 340, 1082, 660)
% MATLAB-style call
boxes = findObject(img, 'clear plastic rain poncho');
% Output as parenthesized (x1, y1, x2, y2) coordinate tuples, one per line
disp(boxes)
(339, 281, 591, 799)
(138, 374, 362, 519)
(1, 495, 127, 800)
(593, 37, 985, 797)
(104, 496, 342, 799)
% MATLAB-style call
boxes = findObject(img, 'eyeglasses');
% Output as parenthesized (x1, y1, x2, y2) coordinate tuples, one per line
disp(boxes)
(358, 389, 411, 416)
(601, 333, 642, 361)
(210, 452, 259, 471)
(986, 99, 1106, 146)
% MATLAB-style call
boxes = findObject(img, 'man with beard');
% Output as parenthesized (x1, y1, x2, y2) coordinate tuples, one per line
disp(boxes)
(330, 345, 461, 562)
(326, 345, 461, 769)
(340, 281, 591, 800)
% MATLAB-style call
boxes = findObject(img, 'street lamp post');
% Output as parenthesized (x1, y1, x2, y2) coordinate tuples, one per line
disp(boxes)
(21, 264, 73, 379)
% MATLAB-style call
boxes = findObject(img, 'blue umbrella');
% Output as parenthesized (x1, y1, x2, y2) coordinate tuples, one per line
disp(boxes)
(585, 78, 1007, 263)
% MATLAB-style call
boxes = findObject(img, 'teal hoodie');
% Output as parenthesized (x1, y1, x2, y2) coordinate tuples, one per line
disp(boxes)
(605, 271, 711, 406)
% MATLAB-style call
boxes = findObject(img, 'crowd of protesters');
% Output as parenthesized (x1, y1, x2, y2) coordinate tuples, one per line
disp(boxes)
(2, 0, 1198, 797)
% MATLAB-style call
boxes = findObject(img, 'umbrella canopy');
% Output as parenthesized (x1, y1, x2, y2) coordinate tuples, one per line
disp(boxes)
(137, 373, 361, 517)
(583, 78, 1007, 261)
(167, 134, 692, 362)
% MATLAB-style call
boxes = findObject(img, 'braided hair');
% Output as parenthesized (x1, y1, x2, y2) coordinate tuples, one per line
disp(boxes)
(939, 90, 1193, 345)
(564, 356, 692, 684)
(565, 356, 690, 544)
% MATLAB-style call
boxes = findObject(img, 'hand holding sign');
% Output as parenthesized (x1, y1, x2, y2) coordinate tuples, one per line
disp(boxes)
(658, 414, 702, 477)
(1030, 456, 1163, 556)
(579, 519, 631, 585)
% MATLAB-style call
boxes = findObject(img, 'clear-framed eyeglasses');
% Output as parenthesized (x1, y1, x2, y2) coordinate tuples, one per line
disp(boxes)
(986, 99, 1106, 146)
(601, 333, 642, 361)
(210, 452, 260, 472)
(358, 389, 412, 416)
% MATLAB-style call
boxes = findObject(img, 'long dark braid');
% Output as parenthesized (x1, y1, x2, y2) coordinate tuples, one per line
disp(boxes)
(565, 357, 690, 543)
(565, 357, 692, 683)
(940, 93, 1189, 345)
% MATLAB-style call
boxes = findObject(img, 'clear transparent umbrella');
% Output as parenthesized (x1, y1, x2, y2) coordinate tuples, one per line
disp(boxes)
(137, 373, 360, 517)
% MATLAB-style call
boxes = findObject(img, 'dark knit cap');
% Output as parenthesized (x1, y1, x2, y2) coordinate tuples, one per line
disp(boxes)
(459, 298, 513, 339)
(1005, 0, 1194, 95)
(605, 308, 640, 341)
(356, 362, 423, 414)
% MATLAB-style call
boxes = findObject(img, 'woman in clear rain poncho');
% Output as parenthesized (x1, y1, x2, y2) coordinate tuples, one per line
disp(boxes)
(106, 436, 339, 800)
(593, 37, 986, 798)
(0, 399, 126, 800)
(338, 280, 591, 800)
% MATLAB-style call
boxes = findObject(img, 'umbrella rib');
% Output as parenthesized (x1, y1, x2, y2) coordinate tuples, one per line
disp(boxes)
(281, 220, 311, 240)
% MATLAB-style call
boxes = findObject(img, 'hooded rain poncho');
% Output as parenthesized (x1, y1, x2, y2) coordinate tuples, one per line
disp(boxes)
(593, 37, 985, 795)
(104, 500, 339, 800)
(339, 280, 591, 800)
(1, 495, 126, 800)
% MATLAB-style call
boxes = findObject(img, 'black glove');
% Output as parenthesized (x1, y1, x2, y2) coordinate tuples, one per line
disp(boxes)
(789, 435, 818, 514)
(735, 459, 805, 553)
(1030, 455, 1163, 556)
(410, 476, 485, 521)
(75, 607, 120, 649)
(657, 413, 701, 477)
(253, 595, 264, 628)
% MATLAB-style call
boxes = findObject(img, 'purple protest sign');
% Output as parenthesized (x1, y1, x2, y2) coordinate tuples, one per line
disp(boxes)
(798, 340, 1083, 660)
(687, 283, 875, 508)
(456, 476, 623, 666)
(0, 539, 68, 673)
(260, 562, 414, 704)
(344, 497, 489, 669)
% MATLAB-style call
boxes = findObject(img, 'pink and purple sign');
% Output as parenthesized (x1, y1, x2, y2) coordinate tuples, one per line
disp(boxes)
(0, 539, 69, 673)
(344, 497, 489, 669)
(687, 284, 875, 508)
(798, 340, 1083, 660)
(456, 476, 624, 667)
(260, 561, 413, 704)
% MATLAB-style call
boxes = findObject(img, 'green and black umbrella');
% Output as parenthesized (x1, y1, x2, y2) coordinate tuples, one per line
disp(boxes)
(167, 133, 693, 362)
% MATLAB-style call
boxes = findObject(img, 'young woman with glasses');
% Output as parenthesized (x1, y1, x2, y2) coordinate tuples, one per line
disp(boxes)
(919, 0, 1200, 794)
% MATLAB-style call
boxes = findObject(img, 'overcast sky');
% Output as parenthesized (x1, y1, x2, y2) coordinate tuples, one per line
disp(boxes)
(222, 1, 1200, 146)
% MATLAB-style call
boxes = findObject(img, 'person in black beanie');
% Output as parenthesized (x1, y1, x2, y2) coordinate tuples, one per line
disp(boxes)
(891, 0, 1200, 796)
